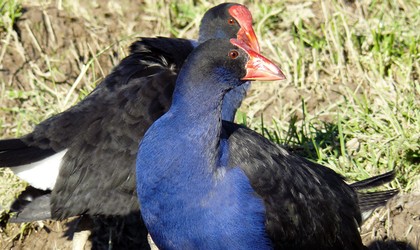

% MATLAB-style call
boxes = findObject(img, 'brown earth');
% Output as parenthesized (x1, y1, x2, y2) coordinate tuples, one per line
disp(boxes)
(0, 1, 419, 250)
(0, 218, 91, 249)
(362, 194, 420, 250)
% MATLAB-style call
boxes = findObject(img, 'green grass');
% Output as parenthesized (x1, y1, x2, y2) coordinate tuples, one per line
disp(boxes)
(0, 0, 21, 30)
(240, 0, 419, 192)
(0, 0, 419, 246)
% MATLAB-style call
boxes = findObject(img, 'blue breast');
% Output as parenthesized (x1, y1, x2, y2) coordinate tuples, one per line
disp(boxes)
(139, 167, 271, 249)
(136, 116, 271, 250)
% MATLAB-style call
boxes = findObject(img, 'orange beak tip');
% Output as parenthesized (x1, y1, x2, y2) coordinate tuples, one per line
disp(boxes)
(241, 70, 286, 81)
(243, 49, 286, 81)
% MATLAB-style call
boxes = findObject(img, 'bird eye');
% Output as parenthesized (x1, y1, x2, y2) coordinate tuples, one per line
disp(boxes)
(228, 50, 239, 59)
(228, 18, 235, 25)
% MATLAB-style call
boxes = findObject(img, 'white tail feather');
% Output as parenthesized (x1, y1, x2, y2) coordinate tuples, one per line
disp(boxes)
(11, 150, 68, 190)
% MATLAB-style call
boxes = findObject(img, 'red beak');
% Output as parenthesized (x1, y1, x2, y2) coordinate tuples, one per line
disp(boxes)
(228, 5, 261, 53)
(230, 39, 286, 81)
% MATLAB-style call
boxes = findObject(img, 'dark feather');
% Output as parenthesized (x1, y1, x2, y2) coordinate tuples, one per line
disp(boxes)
(0, 143, 56, 167)
(222, 121, 364, 250)
(9, 194, 52, 223)
(50, 38, 194, 219)
(357, 189, 399, 213)
(351, 170, 396, 190)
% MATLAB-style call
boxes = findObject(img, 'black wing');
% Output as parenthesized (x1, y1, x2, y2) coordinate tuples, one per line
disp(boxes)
(350, 170, 398, 221)
(50, 37, 195, 219)
(0, 139, 56, 167)
(222, 121, 365, 250)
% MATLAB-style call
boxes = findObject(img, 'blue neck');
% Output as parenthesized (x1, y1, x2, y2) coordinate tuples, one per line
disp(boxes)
(190, 40, 248, 122)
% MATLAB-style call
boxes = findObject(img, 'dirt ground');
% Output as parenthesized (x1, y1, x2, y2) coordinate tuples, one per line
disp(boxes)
(0, 2, 419, 250)
(0, 218, 91, 249)
(361, 194, 420, 250)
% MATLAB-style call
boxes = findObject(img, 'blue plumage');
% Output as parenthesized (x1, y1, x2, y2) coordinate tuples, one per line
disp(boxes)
(136, 40, 275, 249)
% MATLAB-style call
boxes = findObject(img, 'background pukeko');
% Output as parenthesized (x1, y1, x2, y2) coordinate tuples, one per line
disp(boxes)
(0, 3, 260, 249)
(136, 38, 394, 250)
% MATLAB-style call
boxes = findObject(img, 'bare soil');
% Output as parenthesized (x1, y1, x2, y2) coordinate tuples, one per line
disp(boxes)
(0, 218, 91, 250)
(362, 194, 420, 250)
(0, 2, 418, 250)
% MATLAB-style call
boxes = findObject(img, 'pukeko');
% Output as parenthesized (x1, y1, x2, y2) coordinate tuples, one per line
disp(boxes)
(0, 2, 260, 249)
(136, 38, 396, 250)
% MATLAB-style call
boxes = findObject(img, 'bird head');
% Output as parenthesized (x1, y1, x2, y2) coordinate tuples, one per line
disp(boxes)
(198, 3, 260, 53)
(177, 38, 285, 94)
